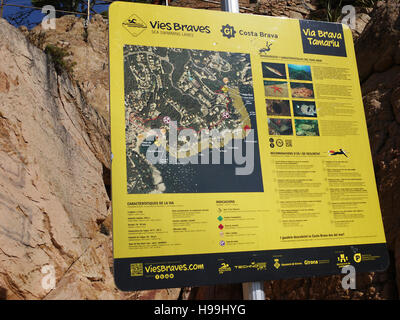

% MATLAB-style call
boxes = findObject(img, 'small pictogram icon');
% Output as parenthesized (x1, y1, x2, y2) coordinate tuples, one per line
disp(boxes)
(328, 149, 348, 157)
(259, 41, 273, 54)
(337, 253, 348, 263)
(354, 253, 362, 263)
(221, 24, 236, 39)
(276, 139, 284, 147)
(122, 14, 147, 37)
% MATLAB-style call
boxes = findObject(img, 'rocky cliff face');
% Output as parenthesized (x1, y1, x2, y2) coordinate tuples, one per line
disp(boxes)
(0, 0, 399, 300)
(23, 14, 110, 123)
(357, 0, 400, 296)
(0, 17, 179, 300)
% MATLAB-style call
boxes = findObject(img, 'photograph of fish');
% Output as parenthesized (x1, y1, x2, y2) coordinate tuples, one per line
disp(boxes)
(294, 119, 320, 136)
(266, 99, 291, 116)
(264, 80, 289, 98)
(268, 118, 293, 136)
(292, 100, 317, 117)
(290, 82, 315, 99)
(288, 64, 312, 81)
(262, 62, 287, 80)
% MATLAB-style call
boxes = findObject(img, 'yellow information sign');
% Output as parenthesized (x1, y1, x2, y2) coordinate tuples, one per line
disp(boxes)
(109, 2, 388, 290)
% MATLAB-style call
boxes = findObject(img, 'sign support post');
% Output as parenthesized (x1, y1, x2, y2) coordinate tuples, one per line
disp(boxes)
(87, 0, 90, 23)
(220, 0, 265, 301)
(221, 0, 239, 13)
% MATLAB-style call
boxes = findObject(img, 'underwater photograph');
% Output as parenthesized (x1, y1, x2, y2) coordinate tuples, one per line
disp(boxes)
(294, 119, 320, 136)
(292, 100, 317, 117)
(262, 62, 287, 80)
(264, 80, 289, 98)
(268, 118, 293, 135)
(290, 82, 315, 99)
(266, 99, 291, 116)
(288, 64, 312, 81)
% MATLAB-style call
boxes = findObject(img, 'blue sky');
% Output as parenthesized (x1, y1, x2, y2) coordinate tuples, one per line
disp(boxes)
(2, 0, 109, 28)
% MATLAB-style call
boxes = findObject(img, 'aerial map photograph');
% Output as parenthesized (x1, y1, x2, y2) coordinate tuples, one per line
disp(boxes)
(124, 45, 263, 194)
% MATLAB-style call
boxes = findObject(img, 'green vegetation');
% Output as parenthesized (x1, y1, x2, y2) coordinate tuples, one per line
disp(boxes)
(311, 0, 378, 22)
(354, 0, 378, 7)
(325, 0, 344, 22)
(44, 44, 76, 76)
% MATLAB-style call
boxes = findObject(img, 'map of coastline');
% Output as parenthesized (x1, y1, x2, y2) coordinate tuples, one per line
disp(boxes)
(124, 45, 263, 194)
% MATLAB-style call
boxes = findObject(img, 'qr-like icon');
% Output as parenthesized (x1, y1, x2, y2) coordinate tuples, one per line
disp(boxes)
(130, 263, 143, 277)
(285, 139, 292, 147)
